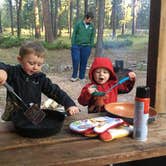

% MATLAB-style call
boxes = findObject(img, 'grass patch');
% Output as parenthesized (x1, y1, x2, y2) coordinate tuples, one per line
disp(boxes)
(0, 36, 26, 48)
(0, 35, 71, 50)
(121, 35, 148, 50)
(43, 37, 71, 50)
(103, 29, 149, 50)
(104, 38, 133, 49)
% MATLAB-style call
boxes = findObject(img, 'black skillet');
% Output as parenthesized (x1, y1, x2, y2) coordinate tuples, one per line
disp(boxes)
(11, 109, 66, 138)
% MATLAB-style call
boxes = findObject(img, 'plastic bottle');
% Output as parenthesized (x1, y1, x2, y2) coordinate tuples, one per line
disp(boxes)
(133, 86, 150, 141)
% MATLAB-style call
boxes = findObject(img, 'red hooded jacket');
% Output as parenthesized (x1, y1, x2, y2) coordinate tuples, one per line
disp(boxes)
(78, 57, 135, 113)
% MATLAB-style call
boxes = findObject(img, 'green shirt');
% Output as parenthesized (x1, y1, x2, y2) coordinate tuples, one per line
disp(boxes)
(71, 20, 95, 47)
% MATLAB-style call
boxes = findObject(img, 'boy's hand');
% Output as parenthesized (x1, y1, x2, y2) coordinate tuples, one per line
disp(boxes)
(88, 85, 98, 94)
(0, 70, 7, 85)
(128, 72, 136, 81)
(67, 106, 80, 116)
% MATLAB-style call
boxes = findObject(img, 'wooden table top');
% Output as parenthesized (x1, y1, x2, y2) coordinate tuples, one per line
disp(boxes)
(0, 111, 166, 166)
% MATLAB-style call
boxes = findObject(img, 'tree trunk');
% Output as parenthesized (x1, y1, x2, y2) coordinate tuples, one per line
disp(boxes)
(76, 0, 80, 21)
(132, 0, 137, 35)
(95, 0, 105, 57)
(94, 0, 97, 28)
(58, 0, 62, 36)
(0, 12, 2, 33)
(84, 0, 88, 15)
(50, 0, 54, 33)
(69, 0, 73, 38)
(34, 0, 41, 38)
(121, 23, 125, 35)
(39, 0, 44, 32)
(89, 0, 97, 28)
(53, 0, 58, 39)
(15, 0, 22, 38)
(42, 0, 54, 43)
(9, 0, 14, 35)
(111, 0, 116, 38)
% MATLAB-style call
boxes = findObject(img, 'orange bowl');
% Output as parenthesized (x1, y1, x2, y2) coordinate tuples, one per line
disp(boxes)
(104, 102, 157, 124)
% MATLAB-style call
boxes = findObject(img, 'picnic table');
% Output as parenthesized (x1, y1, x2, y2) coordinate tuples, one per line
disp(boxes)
(0, 111, 166, 166)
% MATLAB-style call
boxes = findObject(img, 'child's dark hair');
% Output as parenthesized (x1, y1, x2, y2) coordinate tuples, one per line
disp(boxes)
(85, 12, 94, 19)
(19, 41, 46, 58)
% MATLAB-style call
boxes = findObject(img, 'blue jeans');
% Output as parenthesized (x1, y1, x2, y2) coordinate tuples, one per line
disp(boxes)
(71, 45, 91, 79)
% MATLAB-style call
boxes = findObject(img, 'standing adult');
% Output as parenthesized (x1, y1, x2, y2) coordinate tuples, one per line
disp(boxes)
(70, 12, 95, 82)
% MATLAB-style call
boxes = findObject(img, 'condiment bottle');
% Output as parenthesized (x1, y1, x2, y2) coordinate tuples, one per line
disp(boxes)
(133, 86, 150, 141)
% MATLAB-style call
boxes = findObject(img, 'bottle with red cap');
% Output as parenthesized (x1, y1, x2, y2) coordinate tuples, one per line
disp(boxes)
(133, 86, 150, 141)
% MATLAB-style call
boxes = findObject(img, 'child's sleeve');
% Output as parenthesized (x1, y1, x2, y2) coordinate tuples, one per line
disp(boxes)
(115, 69, 136, 94)
(118, 74, 135, 94)
(41, 76, 76, 110)
(0, 62, 10, 71)
(0, 62, 14, 82)
(78, 85, 92, 106)
(118, 78, 135, 94)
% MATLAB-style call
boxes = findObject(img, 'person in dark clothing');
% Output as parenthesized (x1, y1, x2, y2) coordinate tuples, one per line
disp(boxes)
(0, 41, 79, 121)
(78, 57, 136, 113)
(70, 12, 95, 82)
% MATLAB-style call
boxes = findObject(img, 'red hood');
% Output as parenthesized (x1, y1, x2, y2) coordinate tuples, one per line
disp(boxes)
(89, 57, 117, 83)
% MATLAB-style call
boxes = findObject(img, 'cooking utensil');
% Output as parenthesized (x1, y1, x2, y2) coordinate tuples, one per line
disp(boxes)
(92, 76, 130, 96)
(12, 109, 66, 138)
(104, 102, 157, 124)
(4, 82, 46, 125)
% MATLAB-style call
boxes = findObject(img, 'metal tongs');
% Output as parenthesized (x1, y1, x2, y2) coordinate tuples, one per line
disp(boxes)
(4, 82, 46, 125)
(92, 76, 130, 96)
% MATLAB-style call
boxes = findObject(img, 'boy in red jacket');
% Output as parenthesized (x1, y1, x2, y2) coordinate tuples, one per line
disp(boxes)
(78, 57, 136, 113)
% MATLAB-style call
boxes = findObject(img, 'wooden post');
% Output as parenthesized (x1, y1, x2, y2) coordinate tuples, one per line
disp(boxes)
(155, 0, 166, 112)
(147, 0, 161, 108)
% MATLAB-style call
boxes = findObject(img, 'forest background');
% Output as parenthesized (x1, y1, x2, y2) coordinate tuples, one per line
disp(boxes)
(0, 0, 150, 49)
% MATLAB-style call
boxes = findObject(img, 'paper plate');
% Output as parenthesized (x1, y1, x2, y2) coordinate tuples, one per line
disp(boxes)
(104, 102, 157, 124)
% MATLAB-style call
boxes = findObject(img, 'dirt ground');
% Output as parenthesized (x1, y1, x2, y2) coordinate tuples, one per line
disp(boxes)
(0, 47, 147, 117)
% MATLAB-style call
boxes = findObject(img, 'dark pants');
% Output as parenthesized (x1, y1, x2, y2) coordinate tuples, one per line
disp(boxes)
(71, 45, 91, 79)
